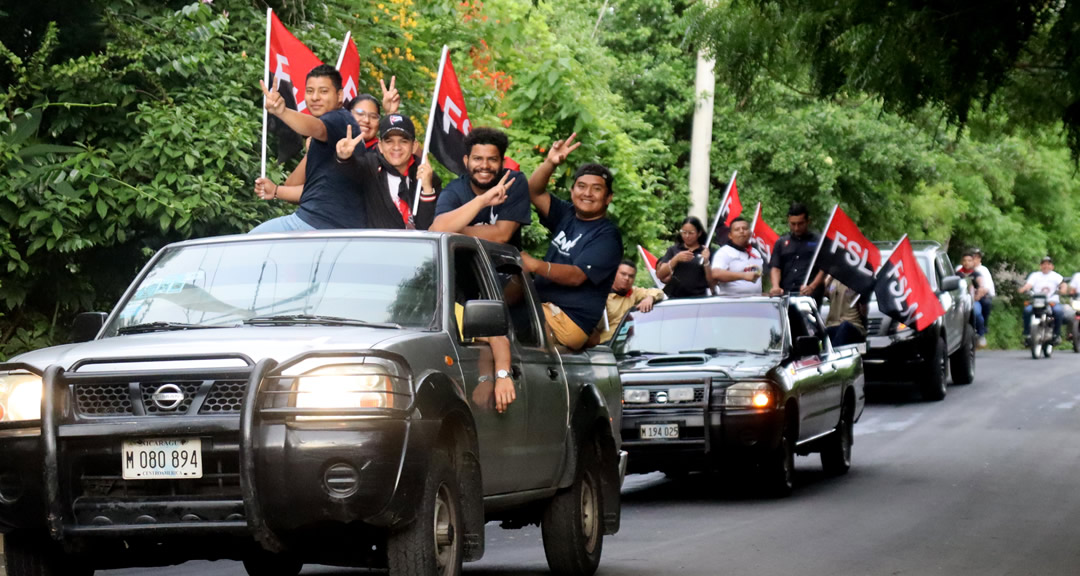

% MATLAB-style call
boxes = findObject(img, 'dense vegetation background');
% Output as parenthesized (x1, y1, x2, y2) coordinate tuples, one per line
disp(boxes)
(1, 0, 1078, 357)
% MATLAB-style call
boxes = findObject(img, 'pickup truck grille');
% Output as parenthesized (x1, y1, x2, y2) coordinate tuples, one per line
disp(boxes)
(648, 388, 706, 404)
(866, 317, 883, 335)
(73, 380, 249, 417)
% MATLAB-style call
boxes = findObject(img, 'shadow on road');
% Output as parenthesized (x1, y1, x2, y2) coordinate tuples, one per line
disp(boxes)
(621, 461, 857, 504)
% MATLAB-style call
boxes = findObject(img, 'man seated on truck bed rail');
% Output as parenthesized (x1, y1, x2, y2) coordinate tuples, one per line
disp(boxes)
(525, 133, 623, 351)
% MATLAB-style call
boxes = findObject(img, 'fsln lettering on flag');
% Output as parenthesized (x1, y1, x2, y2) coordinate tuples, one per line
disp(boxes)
(815, 205, 881, 296)
(873, 236, 944, 332)
(268, 11, 323, 163)
(429, 51, 471, 176)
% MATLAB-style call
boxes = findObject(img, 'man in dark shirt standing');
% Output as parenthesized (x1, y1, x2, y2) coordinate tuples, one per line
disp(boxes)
(429, 127, 532, 249)
(252, 65, 366, 232)
(768, 202, 826, 300)
(525, 134, 623, 350)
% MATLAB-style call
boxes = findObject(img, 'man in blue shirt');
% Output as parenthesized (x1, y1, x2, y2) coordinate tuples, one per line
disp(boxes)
(252, 65, 366, 232)
(524, 133, 623, 350)
(429, 127, 532, 249)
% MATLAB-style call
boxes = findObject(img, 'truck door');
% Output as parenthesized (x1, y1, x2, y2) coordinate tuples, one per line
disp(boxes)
(801, 301, 844, 433)
(495, 262, 569, 490)
(451, 245, 528, 495)
(788, 301, 832, 439)
(937, 253, 964, 354)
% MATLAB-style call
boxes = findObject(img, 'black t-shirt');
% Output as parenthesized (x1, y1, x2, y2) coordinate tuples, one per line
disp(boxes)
(294, 108, 365, 229)
(435, 170, 532, 248)
(534, 196, 623, 334)
(770, 231, 822, 293)
(659, 243, 713, 298)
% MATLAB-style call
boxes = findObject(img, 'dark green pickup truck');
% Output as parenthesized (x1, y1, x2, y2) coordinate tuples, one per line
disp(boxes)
(0, 231, 624, 576)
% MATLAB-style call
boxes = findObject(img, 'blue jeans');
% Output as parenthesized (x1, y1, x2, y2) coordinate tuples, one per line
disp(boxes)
(1023, 304, 1063, 336)
(249, 213, 316, 234)
(827, 322, 866, 347)
(973, 300, 985, 336)
(978, 296, 993, 336)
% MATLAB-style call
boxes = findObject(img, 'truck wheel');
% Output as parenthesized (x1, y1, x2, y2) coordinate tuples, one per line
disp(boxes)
(920, 336, 948, 401)
(949, 322, 976, 385)
(760, 421, 795, 497)
(820, 398, 853, 476)
(242, 550, 302, 576)
(542, 440, 603, 576)
(4, 532, 93, 576)
(387, 449, 463, 576)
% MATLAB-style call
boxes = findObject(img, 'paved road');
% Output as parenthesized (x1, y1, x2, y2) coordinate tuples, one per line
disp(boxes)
(100, 350, 1080, 576)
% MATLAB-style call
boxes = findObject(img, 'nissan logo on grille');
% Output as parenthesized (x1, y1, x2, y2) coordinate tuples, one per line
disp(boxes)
(151, 384, 185, 411)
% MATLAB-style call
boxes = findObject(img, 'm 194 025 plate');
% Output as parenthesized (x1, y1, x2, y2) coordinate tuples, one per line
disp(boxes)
(639, 423, 679, 440)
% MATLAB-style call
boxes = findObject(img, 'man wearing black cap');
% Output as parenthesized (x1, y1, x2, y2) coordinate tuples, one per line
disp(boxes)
(1018, 256, 1065, 345)
(335, 113, 441, 229)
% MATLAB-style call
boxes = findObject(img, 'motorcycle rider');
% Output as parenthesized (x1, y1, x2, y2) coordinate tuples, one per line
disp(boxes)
(1061, 271, 1080, 343)
(1018, 256, 1064, 347)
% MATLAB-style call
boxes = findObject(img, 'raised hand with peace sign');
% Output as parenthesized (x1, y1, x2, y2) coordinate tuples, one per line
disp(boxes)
(260, 79, 286, 116)
(477, 170, 516, 208)
(545, 132, 582, 167)
(336, 124, 366, 161)
(380, 76, 401, 115)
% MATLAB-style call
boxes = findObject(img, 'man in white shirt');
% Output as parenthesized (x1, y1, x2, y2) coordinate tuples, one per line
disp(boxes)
(1061, 272, 1080, 345)
(1018, 256, 1065, 346)
(710, 217, 764, 296)
(972, 248, 995, 347)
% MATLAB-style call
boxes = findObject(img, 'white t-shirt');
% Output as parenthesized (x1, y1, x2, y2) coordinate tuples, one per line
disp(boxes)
(712, 244, 764, 295)
(976, 265, 995, 297)
(1069, 273, 1080, 295)
(1026, 271, 1063, 304)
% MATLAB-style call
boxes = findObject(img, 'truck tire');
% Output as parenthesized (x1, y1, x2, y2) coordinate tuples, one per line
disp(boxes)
(760, 420, 795, 497)
(920, 335, 948, 401)
(387, 449, 463, 576)
(4, 531, 93, 576)
(949, 322, 976, 385)
(542, 440, 603, 576)
(242, 550, 302, 576)
(820, 397, 853, 476)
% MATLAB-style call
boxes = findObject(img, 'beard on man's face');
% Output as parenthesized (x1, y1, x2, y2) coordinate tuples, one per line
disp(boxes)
(468, 164, 502, 190)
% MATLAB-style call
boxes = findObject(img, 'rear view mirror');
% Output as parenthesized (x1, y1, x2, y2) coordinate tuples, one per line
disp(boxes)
(794, 335, 821, 358)
(941, 275, 961, 292)
(71, 312, 108, 343)
(462, 300, 509, 339)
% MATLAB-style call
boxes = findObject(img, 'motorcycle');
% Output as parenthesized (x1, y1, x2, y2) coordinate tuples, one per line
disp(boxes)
(1067, 298, 1080, 353)
(1028, 293, 1055, 359)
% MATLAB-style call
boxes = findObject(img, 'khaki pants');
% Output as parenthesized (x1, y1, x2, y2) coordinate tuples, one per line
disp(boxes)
(542, 303, 588, 350)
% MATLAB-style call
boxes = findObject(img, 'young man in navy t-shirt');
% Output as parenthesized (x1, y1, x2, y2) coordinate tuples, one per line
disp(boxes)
(524, 133, 623, 350)
(429, 127, 532, 249)
(252, 65, 366, 232)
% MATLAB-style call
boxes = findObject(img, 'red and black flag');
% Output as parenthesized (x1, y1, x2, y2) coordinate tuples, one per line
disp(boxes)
(336, 31, 361, 102)
(264, 10, 324, 165)
(749, 203, 779, 263)
(873, 235, 944, 331)
(704, 171, 742, 248)
(638, 245, 665, 289)
(422, 46, 471, 177)
(806, 205, 881, 296)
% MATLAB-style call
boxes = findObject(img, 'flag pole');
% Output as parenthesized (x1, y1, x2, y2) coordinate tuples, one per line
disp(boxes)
(260, 8, 272, 178)
(416, 45, 449, 215)
(704, 170, 737, 249)
(803, 204, 838, 286)
(750, 202, 761, 235)
(335, 31, 351, 69)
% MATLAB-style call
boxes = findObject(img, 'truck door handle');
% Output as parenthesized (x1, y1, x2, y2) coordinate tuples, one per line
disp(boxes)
(547, 367, 559, 380)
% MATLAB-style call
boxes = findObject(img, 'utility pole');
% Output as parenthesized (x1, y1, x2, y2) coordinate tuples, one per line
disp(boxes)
(688, 50, 716, 222)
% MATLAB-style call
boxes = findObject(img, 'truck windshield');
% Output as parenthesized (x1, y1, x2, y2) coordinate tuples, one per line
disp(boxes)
(617, 301, 784, 357)
(105, 237, 438, 335)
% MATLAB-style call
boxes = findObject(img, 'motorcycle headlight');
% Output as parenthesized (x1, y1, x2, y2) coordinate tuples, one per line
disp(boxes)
(295, 365, 395, 414)
(722, 381, 774, 408)
(0, 372, 43, 422)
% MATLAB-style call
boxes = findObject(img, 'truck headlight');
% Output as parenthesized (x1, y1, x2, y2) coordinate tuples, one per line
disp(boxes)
(0, 372, 43, 422)
(623, 389, 650, 404)
(295, 365, 395, 412)
(723, 382, 774, 408)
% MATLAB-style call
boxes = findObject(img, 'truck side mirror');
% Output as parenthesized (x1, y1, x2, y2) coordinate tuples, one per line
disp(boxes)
(941, 275, 961, 292)
(71, 312, 108, 343)
(462, 300, 509, 339)
(793, 335, 821, 358)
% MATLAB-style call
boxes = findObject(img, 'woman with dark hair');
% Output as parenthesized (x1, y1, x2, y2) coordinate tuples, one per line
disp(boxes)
(657, 216, 713, 298)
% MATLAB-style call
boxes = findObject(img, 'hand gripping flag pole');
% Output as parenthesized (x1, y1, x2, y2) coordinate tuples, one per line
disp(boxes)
(417, 45, 450, 215)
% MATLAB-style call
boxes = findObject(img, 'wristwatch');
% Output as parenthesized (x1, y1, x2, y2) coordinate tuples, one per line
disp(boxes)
(496, 369, 511, 380)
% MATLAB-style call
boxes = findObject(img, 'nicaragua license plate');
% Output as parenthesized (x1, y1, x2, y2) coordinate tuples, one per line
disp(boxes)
(640, 423, 679, 440)
(122, 438, 202, 480)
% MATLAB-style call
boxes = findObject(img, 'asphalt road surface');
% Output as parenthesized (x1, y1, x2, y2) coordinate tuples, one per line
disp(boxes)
(99, 350, 1080, 576)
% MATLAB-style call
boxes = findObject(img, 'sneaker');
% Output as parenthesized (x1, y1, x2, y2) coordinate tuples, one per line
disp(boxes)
(1023, 335, 1031, 347)
(977, 336, 987, 349)
(1052, 334, 1062, 346)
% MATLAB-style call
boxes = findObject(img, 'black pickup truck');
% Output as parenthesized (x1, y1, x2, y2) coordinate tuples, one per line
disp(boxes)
(612, 295, 865, 496)
(0, 231, 624, 576)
